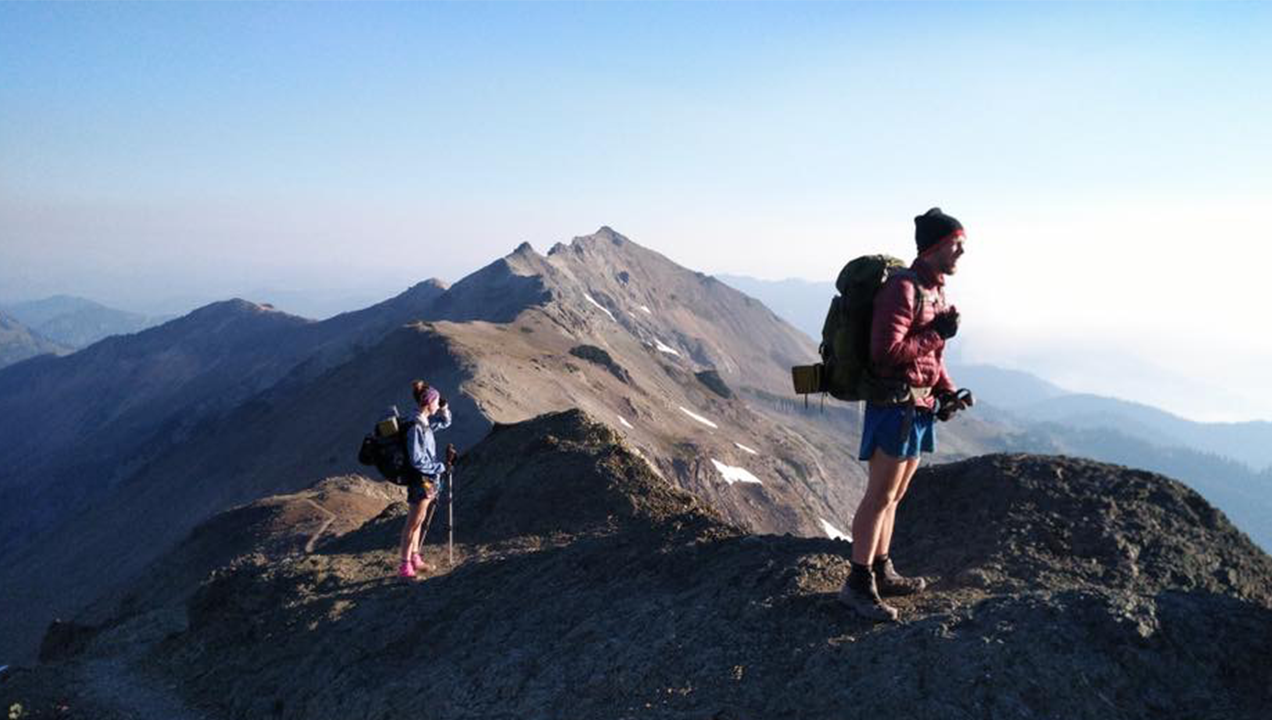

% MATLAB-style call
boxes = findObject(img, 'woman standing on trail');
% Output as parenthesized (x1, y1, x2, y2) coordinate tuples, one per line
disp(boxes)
(397, 379, 452, 578)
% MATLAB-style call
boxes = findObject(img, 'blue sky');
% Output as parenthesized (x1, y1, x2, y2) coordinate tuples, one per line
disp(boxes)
(2, 2, 1270, 420)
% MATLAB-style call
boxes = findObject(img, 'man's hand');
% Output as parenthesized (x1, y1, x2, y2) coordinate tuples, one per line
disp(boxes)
(936, 388, 975, 421)
(932, 308, 960, 340)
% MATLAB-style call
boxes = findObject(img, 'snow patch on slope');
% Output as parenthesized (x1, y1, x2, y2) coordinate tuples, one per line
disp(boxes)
(819, 518, 851, 541)
(678, 406, 718, 429)
(639, 305, 652, 314)
(734, 442, 758, 455)
(618, 415, 634, 429)
(654, 338, 680, 356)
(584, 294, 616, 321)
(711, 459, 762, 486)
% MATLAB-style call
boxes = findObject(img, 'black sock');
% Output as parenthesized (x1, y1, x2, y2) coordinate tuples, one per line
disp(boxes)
(873, 554, 890, 568)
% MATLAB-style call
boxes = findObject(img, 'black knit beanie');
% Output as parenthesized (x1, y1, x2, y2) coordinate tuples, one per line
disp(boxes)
(914, 208, 963, 254)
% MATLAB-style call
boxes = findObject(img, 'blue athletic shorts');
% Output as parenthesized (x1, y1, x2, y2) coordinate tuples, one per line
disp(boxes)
(406, 475, 442, 505)
(858, 403, 936, 461)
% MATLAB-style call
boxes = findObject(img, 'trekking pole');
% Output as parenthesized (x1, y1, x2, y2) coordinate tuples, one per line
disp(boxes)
(417, 497, 438, 551)
(446, 443, 458, 567)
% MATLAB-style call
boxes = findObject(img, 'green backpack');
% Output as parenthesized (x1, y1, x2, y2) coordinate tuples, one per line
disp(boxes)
(792, 255, 919, 402)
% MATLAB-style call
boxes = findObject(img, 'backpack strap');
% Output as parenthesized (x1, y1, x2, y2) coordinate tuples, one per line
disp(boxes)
(864, 268, 935, 407)
(396, 418, 419, 453)
(888, 268, 926, 320)
(395, 418, 422, 481)
(398, 417, 418, 436)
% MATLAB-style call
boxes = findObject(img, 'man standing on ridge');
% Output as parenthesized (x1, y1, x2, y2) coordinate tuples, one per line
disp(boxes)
(839, 207, 974, 621)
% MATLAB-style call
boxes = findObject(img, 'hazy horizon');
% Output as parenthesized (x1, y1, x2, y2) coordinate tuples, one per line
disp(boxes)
(4, 2, 1269, 421)
(2, 252, 1263, 428)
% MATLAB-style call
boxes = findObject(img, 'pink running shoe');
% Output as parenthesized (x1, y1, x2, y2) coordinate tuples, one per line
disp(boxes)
(411, 553, 431, 573)
(397, 559, 416, 579)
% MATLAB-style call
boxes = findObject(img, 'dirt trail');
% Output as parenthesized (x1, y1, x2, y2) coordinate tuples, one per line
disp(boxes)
(300, 498, 336, 554)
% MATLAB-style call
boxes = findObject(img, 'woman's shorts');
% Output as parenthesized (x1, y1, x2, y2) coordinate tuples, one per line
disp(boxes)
(406, 475, 441, 505)
(858, 403, 936, 461)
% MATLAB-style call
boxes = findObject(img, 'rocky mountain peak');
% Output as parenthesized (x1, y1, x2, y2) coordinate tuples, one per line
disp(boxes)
(595, 224, 625, 242)
(184, 297, 304, 323)
(897, 454, 1272, 603)
(545, 226, 633, 262)
(9, 417, 1269, 719)
(453, 408, 724, 542)
(0, 226, 824, 666)
(568, 225, 629, 248)
(373, 279, 449, 312)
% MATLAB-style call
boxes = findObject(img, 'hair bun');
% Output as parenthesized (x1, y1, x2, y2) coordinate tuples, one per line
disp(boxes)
(411, 380, 429, 402)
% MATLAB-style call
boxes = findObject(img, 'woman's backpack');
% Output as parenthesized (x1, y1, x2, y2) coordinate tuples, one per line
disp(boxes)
(357, 410, 417, 485)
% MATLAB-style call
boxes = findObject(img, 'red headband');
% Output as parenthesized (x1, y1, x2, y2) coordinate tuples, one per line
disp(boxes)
(921, 228, 965, 256)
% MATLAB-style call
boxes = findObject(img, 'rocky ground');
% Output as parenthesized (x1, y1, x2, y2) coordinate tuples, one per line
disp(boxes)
(4, 410, 1270, 719)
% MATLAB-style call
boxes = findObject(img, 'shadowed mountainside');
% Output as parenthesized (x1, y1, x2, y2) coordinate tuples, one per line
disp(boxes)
(3, 410, 1269, 719)
(0, 279, 451, 549)
(1013, 393, 1272, 472)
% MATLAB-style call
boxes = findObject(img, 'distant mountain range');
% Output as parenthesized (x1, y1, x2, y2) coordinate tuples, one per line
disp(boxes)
(715, 274, 831, 341)
(1006, 393, 1272, 470)
(717, 273, 1272, 553)
(0, 295, 171, 366)
(716, 274, 1272, 463)
(0, 311, 72, 367)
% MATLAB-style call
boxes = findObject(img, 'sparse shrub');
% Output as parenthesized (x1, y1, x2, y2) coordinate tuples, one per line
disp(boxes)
(568, 345, 631, 384)
(695, 370, 732, 398)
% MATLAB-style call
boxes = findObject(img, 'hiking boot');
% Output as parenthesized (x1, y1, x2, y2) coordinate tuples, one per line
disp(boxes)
(397, 559, 417, 579)
(837, 566, 899, 622)
(873, 556, 927, 597)
(411, 553, 431, 573)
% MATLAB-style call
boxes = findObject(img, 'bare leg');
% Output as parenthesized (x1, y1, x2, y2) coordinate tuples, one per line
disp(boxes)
(874, 457, 920, 559)
(398, 499, 431, 561)
(408, 499, 433, 555)
(851, 449, 910, 566)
